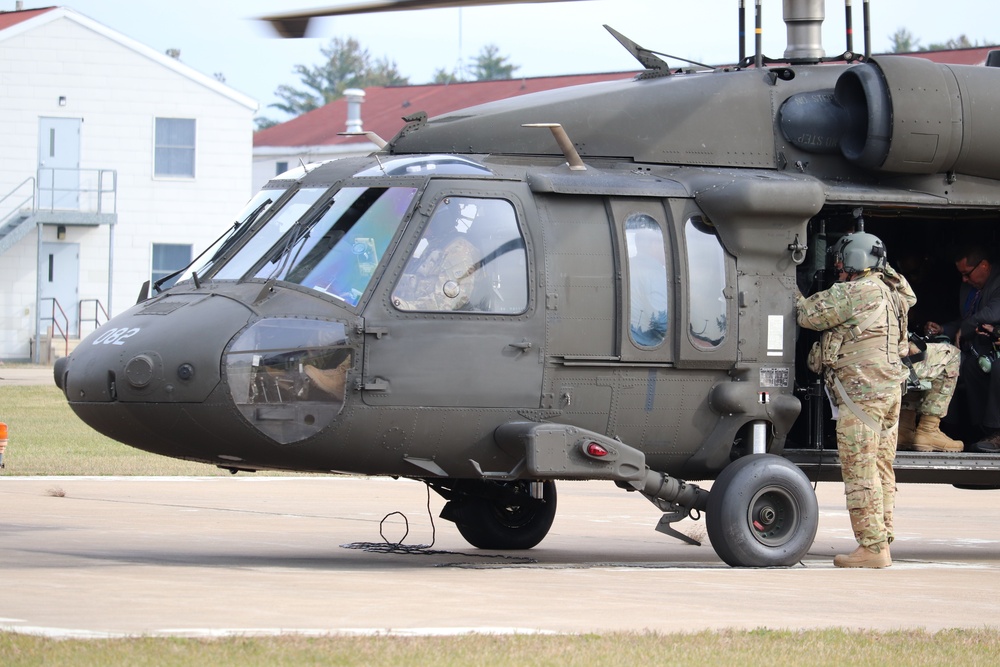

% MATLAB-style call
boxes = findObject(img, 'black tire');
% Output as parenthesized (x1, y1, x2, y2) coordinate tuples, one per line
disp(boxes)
(454, 480, 557, 550)
(705, 454, 818, 567)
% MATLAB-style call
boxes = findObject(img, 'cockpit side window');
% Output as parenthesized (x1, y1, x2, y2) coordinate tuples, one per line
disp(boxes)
(626, 213, 669, 348)
(685, 216, 728, 349)
(391, 196, 528, 314)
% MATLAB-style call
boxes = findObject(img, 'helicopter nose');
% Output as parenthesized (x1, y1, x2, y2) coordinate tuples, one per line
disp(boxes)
(62, 293, 254, 405)
(60, 291, 355, 464)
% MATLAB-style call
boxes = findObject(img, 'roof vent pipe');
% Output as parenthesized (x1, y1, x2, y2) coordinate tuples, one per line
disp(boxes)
(344, 88, 365, 134)
(783, 0, 825, 62)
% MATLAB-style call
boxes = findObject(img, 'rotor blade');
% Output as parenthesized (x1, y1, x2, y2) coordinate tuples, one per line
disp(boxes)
(260, 0, 586, 38)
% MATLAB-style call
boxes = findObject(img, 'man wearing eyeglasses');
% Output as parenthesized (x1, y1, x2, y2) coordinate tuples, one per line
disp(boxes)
(925, 246, 1000, 453)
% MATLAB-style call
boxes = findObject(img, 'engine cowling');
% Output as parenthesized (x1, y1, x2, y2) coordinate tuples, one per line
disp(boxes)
(781, 56, 1000, 178)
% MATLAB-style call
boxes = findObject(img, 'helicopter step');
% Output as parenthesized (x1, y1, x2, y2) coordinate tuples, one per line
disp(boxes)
(784, 449, 1000, 487)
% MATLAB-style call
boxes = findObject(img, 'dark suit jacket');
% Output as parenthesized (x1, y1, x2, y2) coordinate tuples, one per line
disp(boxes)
(950, 267, 1000, 341)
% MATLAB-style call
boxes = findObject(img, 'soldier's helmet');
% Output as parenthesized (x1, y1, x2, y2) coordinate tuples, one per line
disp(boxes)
(832, 232, 887, 275)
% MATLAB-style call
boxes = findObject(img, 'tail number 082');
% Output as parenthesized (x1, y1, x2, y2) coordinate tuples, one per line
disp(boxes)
(92, 327, 140, 346)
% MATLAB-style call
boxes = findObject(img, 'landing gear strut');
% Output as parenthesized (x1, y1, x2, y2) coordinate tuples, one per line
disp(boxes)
(432, 479, 557, 550)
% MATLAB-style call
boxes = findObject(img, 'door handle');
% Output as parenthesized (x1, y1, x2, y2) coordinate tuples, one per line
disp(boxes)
(360, 377, 389, 392)
(508, 339, 532, 352)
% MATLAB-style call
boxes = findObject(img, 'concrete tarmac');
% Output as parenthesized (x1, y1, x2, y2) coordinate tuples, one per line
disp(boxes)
(1, 475, 998, 638)
(0, 366, 53, 387)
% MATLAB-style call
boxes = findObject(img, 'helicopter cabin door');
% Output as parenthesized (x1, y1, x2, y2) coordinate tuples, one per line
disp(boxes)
(359, 186, 543, 408)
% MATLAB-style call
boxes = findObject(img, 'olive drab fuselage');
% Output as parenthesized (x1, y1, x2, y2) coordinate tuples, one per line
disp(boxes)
(58, 52, 1000, 480)
(52, 12, 1000, 566)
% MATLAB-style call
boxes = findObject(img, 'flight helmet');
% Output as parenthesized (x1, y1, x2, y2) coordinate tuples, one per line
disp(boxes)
(832, 231, 887, 276)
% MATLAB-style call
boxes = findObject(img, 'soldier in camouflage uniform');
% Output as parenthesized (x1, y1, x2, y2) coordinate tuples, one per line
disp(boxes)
(898, 341, 963, 452)
(392, 205, 481, 311)
(797, 232, 915, 569)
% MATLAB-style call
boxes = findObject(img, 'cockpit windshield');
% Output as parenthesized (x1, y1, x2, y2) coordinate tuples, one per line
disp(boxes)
(255, 186, 418, 306)
(183, 188, 285, 282)
(212, 187, 327, 281)
(210, 184, 418, 307)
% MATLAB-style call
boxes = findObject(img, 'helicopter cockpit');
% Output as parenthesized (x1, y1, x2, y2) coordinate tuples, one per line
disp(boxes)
(165, 153, 533, 448)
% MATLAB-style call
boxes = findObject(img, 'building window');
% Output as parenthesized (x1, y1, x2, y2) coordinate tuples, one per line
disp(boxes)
(152, 243, 192, 288)
(154, 118, 196, 177)
(276, 161, 289, 176)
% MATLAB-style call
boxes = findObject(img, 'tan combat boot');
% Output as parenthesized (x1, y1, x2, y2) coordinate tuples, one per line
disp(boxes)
(912, 415, 964, 452)
(897, 409, 918, 450)
(833, 542, 891, 568)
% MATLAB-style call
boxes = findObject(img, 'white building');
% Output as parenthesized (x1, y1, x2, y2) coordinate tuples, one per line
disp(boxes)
(0, 6, 257, 361)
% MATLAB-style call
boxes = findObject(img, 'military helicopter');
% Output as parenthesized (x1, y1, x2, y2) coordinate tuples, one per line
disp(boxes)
(53, 0, 1000, 567)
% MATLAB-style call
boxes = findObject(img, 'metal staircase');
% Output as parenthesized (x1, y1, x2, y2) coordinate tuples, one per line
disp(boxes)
(0, 169, 118, 257)
(0, 177, 37, 255)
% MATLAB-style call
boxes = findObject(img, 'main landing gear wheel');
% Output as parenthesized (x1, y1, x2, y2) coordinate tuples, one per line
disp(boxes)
(705, 454, 818, 567)
(453, 480, 557, 550)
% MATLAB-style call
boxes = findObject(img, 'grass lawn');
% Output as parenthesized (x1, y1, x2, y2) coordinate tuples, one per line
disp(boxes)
(2, 629, 1000, 666)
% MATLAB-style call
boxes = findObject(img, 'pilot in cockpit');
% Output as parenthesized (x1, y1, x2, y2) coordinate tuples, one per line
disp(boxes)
(391, 199, 480, 311)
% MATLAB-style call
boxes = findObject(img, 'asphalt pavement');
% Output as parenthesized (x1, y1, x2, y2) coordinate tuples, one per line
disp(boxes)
(1, 475, 998, 638)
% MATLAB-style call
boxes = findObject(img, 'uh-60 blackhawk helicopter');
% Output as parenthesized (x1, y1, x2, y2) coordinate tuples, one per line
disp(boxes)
(53, 0, 1000, 567)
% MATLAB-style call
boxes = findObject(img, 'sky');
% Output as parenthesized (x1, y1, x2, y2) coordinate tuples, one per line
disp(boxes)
(31, 0, 999, 123)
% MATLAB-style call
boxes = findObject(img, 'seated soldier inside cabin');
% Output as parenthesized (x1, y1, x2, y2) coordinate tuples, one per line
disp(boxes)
(898, 338, 963, 452)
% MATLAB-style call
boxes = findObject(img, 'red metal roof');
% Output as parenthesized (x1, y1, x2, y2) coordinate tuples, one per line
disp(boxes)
(903, 45, 998, 66)
(0, 6, 56, 31)
(254, 71, 637, 148)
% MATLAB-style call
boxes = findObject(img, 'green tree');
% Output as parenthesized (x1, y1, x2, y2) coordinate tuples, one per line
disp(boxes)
(254, 117, 279, 132)
(889, 27, 920, 53)
(432, 67, 460, 84)
(926, 35, 978, 51)
(468, 44, 519, 81)
(890, 29, 989, 54)
(266, 37, 409, 120)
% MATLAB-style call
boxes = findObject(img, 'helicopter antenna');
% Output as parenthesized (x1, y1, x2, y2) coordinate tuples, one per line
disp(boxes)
(337, 130, 388, 148)
(604, 25, 713, 73)
(754, 0, 763, 68)
(862, 0, 871, 58)
(522, 123, 586, 171)
(844, 0, 853, 54)
(602, 25, 670, 75)
(738, 1, 746, 63)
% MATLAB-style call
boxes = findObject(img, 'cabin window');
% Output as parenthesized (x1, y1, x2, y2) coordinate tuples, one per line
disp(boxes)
(150, 243, 192, 289)
(625, 213, 669, 348)
(153, 118, 196, 178)
(392, 196, 527, 314)
(212, 187, 326, 280)
(685, 216, 727, 350)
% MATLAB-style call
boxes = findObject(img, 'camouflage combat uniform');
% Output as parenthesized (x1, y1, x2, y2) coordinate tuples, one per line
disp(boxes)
(906, 342, 961, 418)
(797, 267, 915, 548)
(392, 236, 479, 311)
